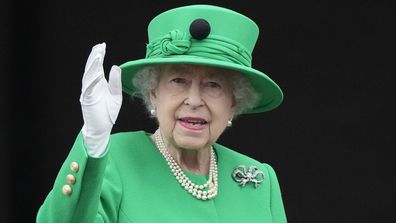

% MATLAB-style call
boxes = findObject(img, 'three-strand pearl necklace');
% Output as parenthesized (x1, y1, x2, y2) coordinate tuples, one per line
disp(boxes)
(153, 129, 218, 200)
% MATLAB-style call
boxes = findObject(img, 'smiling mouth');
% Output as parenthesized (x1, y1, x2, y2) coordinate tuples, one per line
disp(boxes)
(178, 117, 208, 127)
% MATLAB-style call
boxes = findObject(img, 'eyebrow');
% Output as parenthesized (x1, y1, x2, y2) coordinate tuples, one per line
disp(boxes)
(166, 65, 191, 74)
(207, 68, 228, 77)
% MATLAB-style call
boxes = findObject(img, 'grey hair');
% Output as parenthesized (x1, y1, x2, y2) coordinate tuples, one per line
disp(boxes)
(131, 65, 161, 113)
(131, 65, 260, 117)
(229, 71, 260, 116)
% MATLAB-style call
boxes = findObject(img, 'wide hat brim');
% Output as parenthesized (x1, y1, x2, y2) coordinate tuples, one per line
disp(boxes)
(120, 55, 283, 114)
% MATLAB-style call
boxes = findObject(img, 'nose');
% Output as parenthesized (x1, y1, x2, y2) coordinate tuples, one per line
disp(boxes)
(184, 81, 204, 108)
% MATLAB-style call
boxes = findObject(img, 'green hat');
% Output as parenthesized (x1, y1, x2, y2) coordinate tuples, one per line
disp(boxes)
(120, 4, 283, 113)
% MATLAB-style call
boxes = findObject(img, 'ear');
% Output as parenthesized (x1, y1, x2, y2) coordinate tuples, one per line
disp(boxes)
(149, 89, 158, 107)
(227, 105, 235, 122)
(229, 114, 235, 122)
(230, 98, 236, 117)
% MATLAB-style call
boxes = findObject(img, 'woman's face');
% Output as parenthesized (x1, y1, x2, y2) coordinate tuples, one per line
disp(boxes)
(150, 64, 235, 151)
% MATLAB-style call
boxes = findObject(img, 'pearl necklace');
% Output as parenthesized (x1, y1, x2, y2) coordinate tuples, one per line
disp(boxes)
(153, 129, 218, 200)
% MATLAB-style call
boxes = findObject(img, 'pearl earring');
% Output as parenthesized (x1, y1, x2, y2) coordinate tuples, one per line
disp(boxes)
(150, 109, 156, 116)
(227, 119, 233, 127)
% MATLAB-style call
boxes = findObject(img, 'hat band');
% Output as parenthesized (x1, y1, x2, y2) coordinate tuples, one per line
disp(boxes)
(146, 29, 252, 67)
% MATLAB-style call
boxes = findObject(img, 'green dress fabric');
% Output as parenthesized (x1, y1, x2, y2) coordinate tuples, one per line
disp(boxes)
(37, 131, 287, 223)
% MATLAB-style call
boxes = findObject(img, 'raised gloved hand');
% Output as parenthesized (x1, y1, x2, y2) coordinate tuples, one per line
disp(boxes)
(80, 43, 122, 157)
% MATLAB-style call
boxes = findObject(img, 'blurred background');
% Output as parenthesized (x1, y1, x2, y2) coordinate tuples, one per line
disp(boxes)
(1, 0, 395, 222)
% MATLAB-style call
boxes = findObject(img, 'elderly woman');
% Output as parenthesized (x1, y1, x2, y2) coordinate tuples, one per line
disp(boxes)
(37, 4, 287, 223)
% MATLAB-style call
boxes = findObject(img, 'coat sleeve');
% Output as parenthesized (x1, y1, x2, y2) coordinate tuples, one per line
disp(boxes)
(263, 163, 288, 223)
(36, 132, 123, 223)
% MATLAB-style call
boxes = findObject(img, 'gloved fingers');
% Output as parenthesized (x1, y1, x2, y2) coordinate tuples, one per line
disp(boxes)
(82, 43, 106, 92)
(107, 65, 123, 124)
(84, 42, 106, 73)
(81, 56, 104, 99)
(108, 65, 122, 98)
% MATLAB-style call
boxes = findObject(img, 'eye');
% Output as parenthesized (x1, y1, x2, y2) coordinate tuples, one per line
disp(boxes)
(171, 77, 187, 84)
(205, 81, 221, 88)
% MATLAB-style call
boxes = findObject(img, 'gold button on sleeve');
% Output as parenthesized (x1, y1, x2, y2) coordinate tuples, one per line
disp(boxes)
(70, 162, 79, 172)
(66, 174, 76, 184)
(62, 185, 72, 196)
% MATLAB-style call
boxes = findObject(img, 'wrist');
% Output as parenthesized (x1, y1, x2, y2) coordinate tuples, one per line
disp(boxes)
(81, 125, 111, 157)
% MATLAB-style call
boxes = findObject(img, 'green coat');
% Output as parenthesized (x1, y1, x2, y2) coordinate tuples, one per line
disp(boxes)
(37, 131, 287, 223)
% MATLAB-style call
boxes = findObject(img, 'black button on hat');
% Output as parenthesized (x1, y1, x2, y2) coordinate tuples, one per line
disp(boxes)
(189, 18, 211, 40)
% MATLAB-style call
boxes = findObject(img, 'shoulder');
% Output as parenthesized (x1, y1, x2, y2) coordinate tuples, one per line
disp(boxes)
(214, 143, 262, 166)
(108, 130, 153, 155)
(110, 130, 149, 141)
(109, 130, 152, 146)
(214, 143, 279, 176)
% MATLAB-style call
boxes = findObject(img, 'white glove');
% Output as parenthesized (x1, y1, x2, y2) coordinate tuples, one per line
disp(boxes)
(80, 43, 122, 157)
